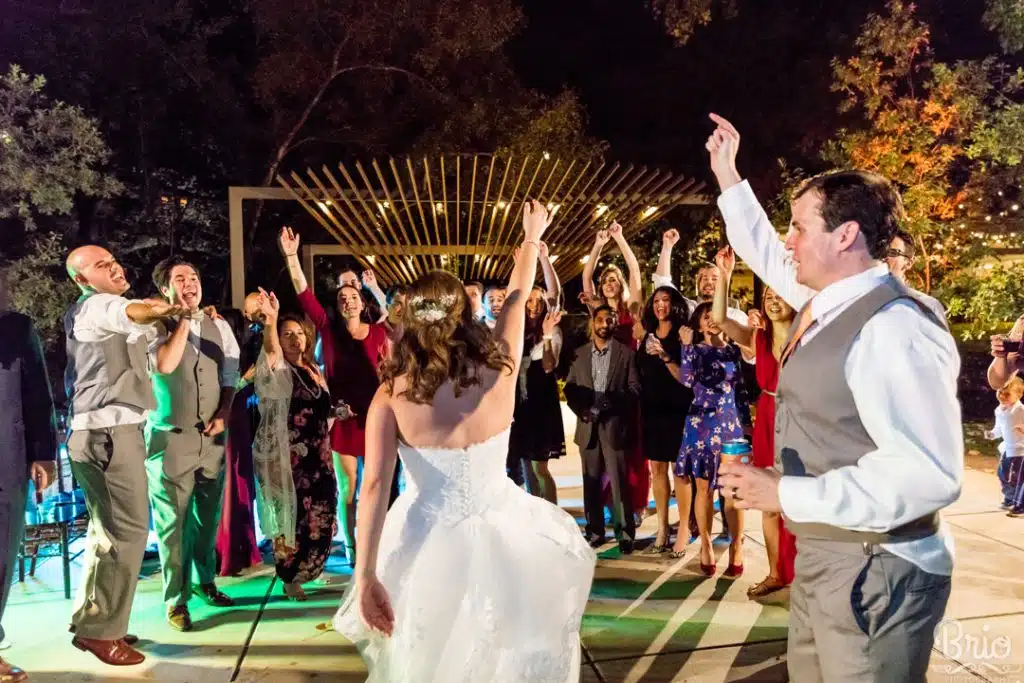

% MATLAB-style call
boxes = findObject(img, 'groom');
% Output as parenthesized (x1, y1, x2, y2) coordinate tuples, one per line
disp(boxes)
(146, 256, 239, 632)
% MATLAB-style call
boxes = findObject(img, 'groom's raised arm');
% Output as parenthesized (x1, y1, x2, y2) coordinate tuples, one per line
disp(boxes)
(706, 114, 815, 311)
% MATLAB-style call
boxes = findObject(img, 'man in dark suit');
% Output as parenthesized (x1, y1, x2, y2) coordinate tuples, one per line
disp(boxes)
(564, 305, 641, 554)
(0, 272, 58, 683)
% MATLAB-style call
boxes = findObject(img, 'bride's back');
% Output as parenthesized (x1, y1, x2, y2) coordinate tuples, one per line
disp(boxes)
(380, 270, 518, 451)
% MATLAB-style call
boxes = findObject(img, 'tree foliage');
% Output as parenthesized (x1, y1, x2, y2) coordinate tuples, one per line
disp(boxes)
(0, 65, 121, 230)
(822, 0, 1024, 295)
(646, 0, 738, 45)
(983, 0, 1024, 54)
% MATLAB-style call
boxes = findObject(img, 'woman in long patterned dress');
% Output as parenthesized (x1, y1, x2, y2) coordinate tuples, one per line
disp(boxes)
(672, 301, 745, 576)
(279, 227, 390, 564)
(252, 296, 337, 601)
(710, 248, 797, 596)
(580, 223, 650, 521)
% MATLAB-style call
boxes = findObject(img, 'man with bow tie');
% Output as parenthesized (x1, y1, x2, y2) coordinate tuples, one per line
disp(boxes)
(146, 256, 240, 632)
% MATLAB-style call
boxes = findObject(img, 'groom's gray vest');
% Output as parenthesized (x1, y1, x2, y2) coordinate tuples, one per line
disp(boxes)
(64, 297, 155, 418)
(774, 276, 951, 544)
(148, 316, 224, 431)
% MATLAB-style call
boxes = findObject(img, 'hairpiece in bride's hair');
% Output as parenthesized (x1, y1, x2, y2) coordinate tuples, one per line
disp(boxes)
(410, 293, 457, 323)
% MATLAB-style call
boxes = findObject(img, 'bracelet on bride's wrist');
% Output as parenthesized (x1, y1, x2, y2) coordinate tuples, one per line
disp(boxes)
(522, 239, 541, 250)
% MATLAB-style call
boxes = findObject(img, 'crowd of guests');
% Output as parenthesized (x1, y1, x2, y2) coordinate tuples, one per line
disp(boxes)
(0, 160, 1012, 683)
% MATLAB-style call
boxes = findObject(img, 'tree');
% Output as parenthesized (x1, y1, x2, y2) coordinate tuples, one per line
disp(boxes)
(822, 0, 1024, 294)
(984, 0, 1024, 53)
(646, 0, 738, 45)
(0, 65, 121, 231)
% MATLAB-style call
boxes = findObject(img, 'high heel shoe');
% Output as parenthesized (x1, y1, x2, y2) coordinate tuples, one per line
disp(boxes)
(724, 563, 744, 578)
(700, 562, 715, 576)
(283, 581, 308, 601)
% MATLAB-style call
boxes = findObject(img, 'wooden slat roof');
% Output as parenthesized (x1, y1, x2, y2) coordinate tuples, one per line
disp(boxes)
(277, 154, 708, 285)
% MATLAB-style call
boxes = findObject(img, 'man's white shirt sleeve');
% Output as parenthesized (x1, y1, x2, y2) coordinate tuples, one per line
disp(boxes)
(718, 180, 815, 311)
(215, 317, 241, 388)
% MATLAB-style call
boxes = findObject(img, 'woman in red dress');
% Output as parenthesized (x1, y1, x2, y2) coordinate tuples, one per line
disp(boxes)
(711, 247, 797, 596)
(279, 228, 391, 563)
(580, 223, 650, 523)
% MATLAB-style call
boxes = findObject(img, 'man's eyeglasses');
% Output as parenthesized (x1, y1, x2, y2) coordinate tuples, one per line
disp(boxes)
(886, 248, 912, 260)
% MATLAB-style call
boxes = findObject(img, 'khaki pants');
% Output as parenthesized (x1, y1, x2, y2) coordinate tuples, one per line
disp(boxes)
(68, 424, 150, 640)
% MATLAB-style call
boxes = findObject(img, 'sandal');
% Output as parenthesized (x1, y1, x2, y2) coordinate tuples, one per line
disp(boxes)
(746, 576, 786, 598)
(283, 581, 308, 601)
(668, 549, 686, 559)
(0, 657, 27, 683)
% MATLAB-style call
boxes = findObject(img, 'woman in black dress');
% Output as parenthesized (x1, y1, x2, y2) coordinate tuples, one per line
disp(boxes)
(635, 286, 692, 553)
(508, 286, 566, 505)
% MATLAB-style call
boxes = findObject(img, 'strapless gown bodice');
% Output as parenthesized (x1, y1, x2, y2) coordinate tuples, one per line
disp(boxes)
(333, 427, 596, 683)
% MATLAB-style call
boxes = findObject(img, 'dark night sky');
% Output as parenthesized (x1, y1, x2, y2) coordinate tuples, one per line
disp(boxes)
(509, 0, 1006, 193)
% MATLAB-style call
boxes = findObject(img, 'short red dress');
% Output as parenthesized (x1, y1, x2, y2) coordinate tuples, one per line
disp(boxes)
(753, 328, 796, 585)
(297, 289, 389, 457)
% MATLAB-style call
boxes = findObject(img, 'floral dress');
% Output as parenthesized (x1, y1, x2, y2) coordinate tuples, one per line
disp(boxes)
(275, 365, 338, 584)
(674, 342, 744, 489)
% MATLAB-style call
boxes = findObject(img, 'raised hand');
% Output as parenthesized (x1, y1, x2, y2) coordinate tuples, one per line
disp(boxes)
(608, 222, 624, 240)
(748, 310, 766, 330)
(361, 270, 378, 290)
(258, 287, 280, 324)
(662, 229, 680, 249)
(578, 291, 602, 308)
(594, 230, 610, 248)
(714, 245, 736, 277)
(679, 325, 695, 346)
(359, 576, 396, 636)
(707, 113, 741, 191)
(279, 226, 300, 257)
(542, 309, 565, 336)
(522, 200, 552, 241)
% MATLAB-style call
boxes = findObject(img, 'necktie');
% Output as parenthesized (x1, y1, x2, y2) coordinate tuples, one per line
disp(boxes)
(780, 300, 815, 365)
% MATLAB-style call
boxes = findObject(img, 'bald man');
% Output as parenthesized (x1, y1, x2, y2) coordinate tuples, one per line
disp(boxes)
(63, 245, 185, 666)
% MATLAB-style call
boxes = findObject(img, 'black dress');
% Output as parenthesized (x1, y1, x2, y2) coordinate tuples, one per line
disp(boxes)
(509, 338, 567, 462)
(636, 331, 694, 462)
(276, 366, 338, 584)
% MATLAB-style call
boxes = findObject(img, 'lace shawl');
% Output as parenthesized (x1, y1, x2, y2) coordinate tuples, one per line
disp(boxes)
(252, 349, 297, 549)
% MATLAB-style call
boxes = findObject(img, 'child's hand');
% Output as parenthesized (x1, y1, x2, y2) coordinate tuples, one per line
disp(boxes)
(984, 429, 998, 440)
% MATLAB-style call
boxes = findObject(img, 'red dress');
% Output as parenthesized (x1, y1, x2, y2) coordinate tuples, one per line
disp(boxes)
(753, 328, 796, 585)
(611, 306, 650, 517)
(297, 289, 389, 457)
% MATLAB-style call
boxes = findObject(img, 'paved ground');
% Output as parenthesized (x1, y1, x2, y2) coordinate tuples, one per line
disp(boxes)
(4, 412, 1023, 682)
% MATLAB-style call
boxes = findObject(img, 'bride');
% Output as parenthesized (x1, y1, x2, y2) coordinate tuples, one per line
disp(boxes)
(332, 200, 596, 682)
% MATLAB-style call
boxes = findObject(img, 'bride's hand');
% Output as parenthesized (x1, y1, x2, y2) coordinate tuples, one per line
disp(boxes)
(359, 575, 395, 636)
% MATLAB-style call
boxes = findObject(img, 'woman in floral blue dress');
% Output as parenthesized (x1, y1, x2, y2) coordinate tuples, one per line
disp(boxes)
(672, 301, 744, 576)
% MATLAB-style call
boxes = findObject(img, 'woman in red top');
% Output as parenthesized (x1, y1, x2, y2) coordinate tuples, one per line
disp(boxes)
(711, 247, 797, 597)
(279, 228, 390, 562)
(580, 223, 650, 523)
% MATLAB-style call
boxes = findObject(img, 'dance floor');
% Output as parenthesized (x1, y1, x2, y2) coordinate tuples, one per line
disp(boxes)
(5, 411, 1024, 682)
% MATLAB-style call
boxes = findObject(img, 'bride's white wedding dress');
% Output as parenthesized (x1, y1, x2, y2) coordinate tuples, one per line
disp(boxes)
(333, 427, 596, 682)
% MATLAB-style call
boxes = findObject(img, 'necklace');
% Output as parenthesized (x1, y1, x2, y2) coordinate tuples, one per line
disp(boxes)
(289, 363, 322, 399)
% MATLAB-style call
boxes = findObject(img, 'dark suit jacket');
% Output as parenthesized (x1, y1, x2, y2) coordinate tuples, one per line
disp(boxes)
(0, 311, 57, 494)
(563, 339, 640, 453)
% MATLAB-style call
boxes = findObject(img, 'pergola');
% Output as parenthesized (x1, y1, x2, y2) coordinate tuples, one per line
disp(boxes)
(229, 154, 709, 308)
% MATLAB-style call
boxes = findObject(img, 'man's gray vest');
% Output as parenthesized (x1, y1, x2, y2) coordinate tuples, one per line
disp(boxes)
(148, 316, 224, 431)
(774, 276, 951, 544)
(64, 297, 155, 417)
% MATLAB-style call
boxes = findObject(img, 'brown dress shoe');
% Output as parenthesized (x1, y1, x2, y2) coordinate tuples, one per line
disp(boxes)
(193, 583, 235, 607)
(167, 605, 193, 632)
(71, 637, 145, 666)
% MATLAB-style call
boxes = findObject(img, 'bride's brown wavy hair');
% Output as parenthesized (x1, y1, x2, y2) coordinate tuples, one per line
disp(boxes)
(381, 270, 514, 404)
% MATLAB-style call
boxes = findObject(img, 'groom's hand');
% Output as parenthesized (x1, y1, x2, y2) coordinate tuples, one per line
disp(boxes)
(707, 113, 742, 192)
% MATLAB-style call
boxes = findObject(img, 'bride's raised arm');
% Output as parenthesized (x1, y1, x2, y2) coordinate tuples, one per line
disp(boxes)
(353, 385, 400, 634)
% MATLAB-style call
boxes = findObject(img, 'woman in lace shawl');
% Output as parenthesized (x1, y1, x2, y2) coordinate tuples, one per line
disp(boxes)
(252, 292, 337, 600)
